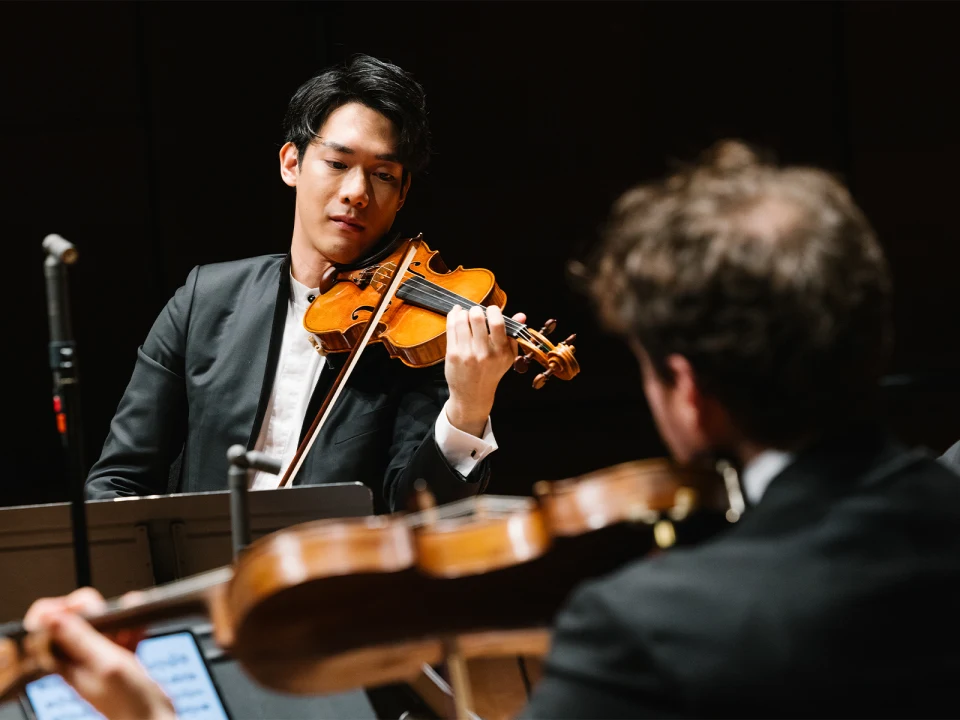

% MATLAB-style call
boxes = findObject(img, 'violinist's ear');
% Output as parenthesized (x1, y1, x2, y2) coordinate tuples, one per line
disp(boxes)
(397, 172, 412, 211)
(280, 142, 299, 187)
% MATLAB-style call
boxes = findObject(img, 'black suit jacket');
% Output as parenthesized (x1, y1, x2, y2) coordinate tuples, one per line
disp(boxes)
(523, 427, 960, 718)
(85, 254, 489, 513)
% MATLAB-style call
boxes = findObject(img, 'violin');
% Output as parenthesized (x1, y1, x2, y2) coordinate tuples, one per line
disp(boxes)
(0, 495, 550, 706)
(0, 457, 743, 712)
(231, 457, 739, 695)
(306, 233, 580, 387)
(279, 233, 580, 488)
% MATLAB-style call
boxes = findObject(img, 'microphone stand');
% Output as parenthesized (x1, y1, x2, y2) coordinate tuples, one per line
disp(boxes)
(226, 446, 281, 560)
(43, 234, 91, 588)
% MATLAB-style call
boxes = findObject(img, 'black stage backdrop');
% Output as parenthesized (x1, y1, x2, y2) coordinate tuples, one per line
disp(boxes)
(3, 1, 958, 508)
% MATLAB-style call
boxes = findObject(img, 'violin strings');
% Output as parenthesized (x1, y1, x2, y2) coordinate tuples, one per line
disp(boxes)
(403, 495, 534, 527)
(402, 281, 548, 353)
(397, 272, 532, 338)
(404, 496, 475, 527)
(402, 277, 531, 336)
(376, 262, 533, 338)
(367, 263, 554, 355)
(374, 263, 552, 352)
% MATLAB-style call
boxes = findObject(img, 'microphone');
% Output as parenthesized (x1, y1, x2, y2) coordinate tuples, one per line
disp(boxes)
(225, 445, 282, 559)
(41, 233, 90, 589)
(42, 234, 79, 265)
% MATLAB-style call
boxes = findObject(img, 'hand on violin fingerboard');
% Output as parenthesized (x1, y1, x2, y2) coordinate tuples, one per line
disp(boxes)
(23, 588, 176, 720)
(444, 304, 526, 437)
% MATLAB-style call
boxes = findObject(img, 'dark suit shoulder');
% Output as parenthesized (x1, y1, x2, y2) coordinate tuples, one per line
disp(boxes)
(552, 542, 763, 695)
(543, 451, 960, 716)
(189, 254, 286, 294)
(161, 254, 286, 330)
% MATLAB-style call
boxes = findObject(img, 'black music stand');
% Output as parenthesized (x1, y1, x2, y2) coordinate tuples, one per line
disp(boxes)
(0, 483, 373, 621)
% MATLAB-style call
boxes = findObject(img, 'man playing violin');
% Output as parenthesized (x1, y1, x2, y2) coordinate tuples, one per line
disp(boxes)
(522, 141, 960, 717)
(85, 54, 525, 512)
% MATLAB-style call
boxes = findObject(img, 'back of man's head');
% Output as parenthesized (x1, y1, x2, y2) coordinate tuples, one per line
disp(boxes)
(589, 140, 892, 449)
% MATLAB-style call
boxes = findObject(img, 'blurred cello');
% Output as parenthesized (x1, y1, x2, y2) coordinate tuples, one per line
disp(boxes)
(0, 459, 743, 719)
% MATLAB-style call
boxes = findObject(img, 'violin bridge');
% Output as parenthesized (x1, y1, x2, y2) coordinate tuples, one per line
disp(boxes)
(343, 266, 378, 289)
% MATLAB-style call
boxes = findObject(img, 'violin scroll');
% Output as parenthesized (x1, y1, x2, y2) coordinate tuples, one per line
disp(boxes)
(512, 319, 580, 390)
(533, 458, 736, 542)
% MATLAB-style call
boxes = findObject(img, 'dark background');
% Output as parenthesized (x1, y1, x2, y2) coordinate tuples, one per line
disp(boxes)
(2, 1, 958, 509)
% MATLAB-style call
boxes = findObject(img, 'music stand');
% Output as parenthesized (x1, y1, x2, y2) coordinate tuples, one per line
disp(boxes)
(0, 500, 154, 621)
(94, 482, 374, 581)
(0, 483, 373, 620)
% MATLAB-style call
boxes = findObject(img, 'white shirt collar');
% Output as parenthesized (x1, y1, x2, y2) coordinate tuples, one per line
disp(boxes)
(741, 449, 795, 505)
(289, 272, 320, 315)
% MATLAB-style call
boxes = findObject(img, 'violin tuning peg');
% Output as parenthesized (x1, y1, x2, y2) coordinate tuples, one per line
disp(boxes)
(532, 367, 555, 389)
(538, 319, 557, 336)
(561, 333, 577, 346)
(513, 355, 530, 374)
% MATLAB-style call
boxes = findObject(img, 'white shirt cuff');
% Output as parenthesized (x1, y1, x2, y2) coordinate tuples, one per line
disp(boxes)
(434, 399, 498, 478)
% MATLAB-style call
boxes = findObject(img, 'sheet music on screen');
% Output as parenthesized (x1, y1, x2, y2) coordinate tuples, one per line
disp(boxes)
(24, 631, 230, 720)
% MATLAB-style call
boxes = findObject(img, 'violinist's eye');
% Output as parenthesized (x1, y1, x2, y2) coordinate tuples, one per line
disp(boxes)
(376, 172, 397, 183)
(326, 160, 348, 170)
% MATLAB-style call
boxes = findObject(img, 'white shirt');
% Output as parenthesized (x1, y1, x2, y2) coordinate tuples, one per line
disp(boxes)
(250, 272, 497, 490)
(740, 449, 795, 505)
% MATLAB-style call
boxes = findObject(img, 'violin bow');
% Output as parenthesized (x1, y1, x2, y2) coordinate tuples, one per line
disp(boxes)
(278, 237, 421, 488)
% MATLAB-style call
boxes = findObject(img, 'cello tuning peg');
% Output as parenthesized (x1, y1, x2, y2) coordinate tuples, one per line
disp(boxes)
(513, 355, 531, 374)
(532, 367, 555, 389)
(538, 319, 557, 336)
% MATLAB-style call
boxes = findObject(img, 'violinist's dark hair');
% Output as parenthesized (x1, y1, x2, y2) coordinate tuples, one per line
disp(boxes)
(283, 54, 431, 176)
(585, 139, 893, 448)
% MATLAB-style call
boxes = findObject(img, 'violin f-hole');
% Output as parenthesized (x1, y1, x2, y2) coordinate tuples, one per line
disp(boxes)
(351, 306, 377, 321)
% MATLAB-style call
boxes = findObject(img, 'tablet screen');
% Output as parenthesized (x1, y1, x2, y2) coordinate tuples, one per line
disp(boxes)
(24, 630, 230, 720)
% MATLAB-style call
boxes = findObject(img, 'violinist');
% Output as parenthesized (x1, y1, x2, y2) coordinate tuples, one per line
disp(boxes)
(522, 141, 960, 718)
(86, 54, 525, 512)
